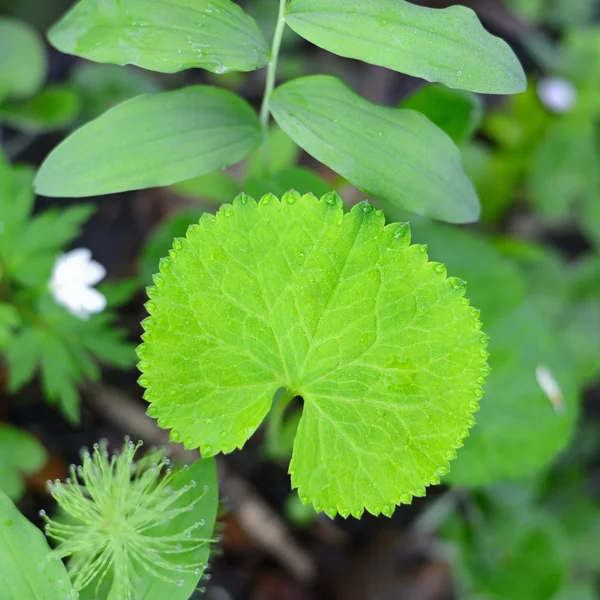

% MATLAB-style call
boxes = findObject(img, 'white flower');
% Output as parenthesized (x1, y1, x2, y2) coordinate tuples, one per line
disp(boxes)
(537, 77, 577, 113)
(50, 248, 107, 320)
(535, 364, 565, 414)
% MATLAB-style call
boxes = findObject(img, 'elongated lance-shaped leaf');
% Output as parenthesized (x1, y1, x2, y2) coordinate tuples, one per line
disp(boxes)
(35, 86, 262, 197)
(0, 491, 76, 600)
(285, 0, 526, 94)
(270, 75, 480, 224)
(138, 192, 489, 518)
(48, 0, 269, 75)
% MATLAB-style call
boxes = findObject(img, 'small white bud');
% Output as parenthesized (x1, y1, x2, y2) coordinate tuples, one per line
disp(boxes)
(537, 77, 577, 114)
(536, 364, 565, 414)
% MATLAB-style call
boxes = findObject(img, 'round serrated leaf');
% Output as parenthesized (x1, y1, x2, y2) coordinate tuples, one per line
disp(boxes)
(446, 300, 579, 487)
(138, 192, 488, 518)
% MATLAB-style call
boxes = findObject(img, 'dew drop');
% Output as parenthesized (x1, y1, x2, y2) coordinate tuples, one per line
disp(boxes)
(199, 518, 205, 526)
(326, 195, 337, 206)
(460, 298, 469, 306)
(200, 444, 213, 456)
(194, 568, 201, 575)
(38, 509, 46, 517)
(360, 201, 373, 213)
(176, 579, 184, 587)
(285, 194, 297, 204)
(173, 239, 183, 251)
(433, 263, 445, 274)
(457, 70, 462, 77)
(170, 430, 182, 442)
(392, 222, 409, 241)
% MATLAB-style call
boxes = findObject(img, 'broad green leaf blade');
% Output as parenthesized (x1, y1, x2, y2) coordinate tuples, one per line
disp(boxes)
(285, 0, 526, 94)
(401, 84, 482, 144)
(527, 120, 600, 221)
(48, 0, 269, 75)
(35, 86, 262, 197)
(0, 424, 47, 500)
(443, 503, 566, 600)
(138, 192, 489, 517)
(446, 300, 579, 487)
(0, 17, 46, 100)
(0, 490, 75, 600)
(0, 85, 81, 133)
(70, 63, 160, 121)
(270, 75, 479, 223)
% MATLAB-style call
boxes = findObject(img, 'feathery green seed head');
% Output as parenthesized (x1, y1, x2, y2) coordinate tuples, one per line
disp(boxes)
(41, 438, 213, 599)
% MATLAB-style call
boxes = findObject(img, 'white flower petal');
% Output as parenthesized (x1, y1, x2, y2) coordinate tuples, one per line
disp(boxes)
(537, 77, 577, 114)
(49, 248, 107, 320)
(78, 286, 107, 316)
(82, 259, 106, 286)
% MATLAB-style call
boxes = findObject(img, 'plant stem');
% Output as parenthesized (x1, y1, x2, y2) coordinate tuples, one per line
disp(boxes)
(267, 388, 296, 455)
(258, 0, 288, 175)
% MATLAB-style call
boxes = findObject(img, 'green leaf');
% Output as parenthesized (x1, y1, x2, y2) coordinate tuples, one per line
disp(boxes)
(0, 490, 75, 600)
(39, 332, 83, 423)
(128, 457, 218, 600)
(0, 303, 21, 351)
(411, 222, 526, 325)
(78, 457, 218, 600)
(270, 75, 480, 223)
(0, 159, 36, 259)
(141, 210, 204, 286)
(48, 0, 269, 75)
(0, 85, 81, 133)
(172, 171, 240, 204)
(138, 192, 488, 517)
(35, 86, 262, 197)
(443, 502, 565, 600)
(414, 225, 579, 486)
(285, 0, 526, 94)
(10, 204, 95, 287)
(247, 125, 301, 177)
(245, 167, 332, 200)
(0, 17, 46, 100)
(0, 424, 47, 500)
(400, 84, 482, 144)
(70, 63, 160, 121)
(446, 299, 579, 487)
(6, 327, 45, 392)
(461, 143, 522, 224)
(527, 120, 600, 221)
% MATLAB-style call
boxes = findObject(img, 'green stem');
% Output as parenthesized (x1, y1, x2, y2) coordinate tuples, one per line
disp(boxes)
(267, 388, 296, 455)
(258, 0, 288, 176)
